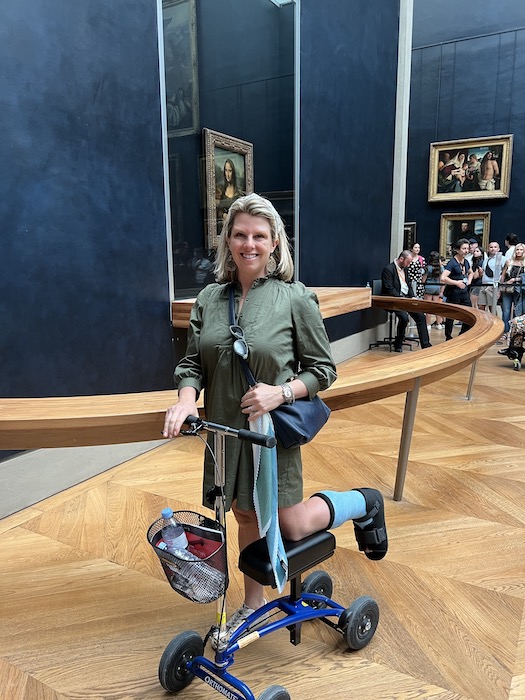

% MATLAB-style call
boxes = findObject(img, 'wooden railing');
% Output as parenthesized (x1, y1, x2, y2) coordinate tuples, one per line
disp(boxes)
(322, 296, 503, 409)
(0, 297, 502, 451)
(172, 286, 371, 327)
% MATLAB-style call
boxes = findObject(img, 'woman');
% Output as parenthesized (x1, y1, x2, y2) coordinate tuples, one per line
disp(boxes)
(500, 242, 525, 337)
(440, 238, 473, 341)
(163, 194, 387, 649)
(469, 247, 485, 309)
(216, 159, 242, 234)
(422, 250, 444, 329)
(406, 242, 426, 299)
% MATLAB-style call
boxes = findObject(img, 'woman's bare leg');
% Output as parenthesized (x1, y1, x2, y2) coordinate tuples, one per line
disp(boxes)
(424, 294, 435, 326)
(231, 502, 266, 609)
(278, 497, 332, 541)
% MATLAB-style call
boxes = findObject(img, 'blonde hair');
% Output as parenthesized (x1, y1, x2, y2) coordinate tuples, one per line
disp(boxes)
(509, 243, 525, 267)
(214, 193, 294, 283)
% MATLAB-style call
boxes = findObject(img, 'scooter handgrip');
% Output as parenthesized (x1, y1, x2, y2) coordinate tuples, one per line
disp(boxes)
(238, 429, 277, 448)
(183, 415, 201, 426)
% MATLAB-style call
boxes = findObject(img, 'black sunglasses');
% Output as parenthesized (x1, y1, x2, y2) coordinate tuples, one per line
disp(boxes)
(229, 324, 249, 359)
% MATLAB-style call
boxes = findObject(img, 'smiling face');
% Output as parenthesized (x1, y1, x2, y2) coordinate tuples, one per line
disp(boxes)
(515, 243, 525, 259)
(228, 212, 278, 282)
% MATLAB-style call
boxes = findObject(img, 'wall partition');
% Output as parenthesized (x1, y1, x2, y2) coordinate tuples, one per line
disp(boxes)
(162, 0, 296, 300)
(0, 0, 174, 399)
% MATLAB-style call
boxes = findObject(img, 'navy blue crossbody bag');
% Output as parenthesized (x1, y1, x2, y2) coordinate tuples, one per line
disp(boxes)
(228, 285, 330, 449)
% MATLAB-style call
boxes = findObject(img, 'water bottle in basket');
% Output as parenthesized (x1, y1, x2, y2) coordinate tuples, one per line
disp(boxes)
(161, 508, 189, 552)
(149, 508, 227, 603)
(158, 508, 225, 601)
(159, 508, 200, 597)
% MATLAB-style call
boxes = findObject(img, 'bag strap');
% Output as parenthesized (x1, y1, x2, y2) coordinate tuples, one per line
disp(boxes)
(228, 284, 257, 387)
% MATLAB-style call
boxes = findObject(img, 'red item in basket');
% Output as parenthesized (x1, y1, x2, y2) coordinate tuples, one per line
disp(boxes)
(186, 532, 222, 558)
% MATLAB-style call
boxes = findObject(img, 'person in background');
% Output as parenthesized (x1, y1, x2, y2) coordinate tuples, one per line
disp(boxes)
(190, 247, 214, 285)
(381, 250, 432, 352)
(504, 232, 519, 263)
(468, 247, 486, 309)
(163, 193, 388, 650)
(478, 242, 503, 312)
(500, 242, 525, 337)
(440, 238, 473, 341)
(497, 314, 525, 371)
(406, 242, 426, 299)
(422, 250, 444, 329)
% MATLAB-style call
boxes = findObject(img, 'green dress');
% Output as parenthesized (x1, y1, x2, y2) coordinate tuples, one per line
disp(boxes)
(175, 276, 337, 511)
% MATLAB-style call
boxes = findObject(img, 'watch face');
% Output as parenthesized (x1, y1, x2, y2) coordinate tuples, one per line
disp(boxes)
(282, 384, 294, 403)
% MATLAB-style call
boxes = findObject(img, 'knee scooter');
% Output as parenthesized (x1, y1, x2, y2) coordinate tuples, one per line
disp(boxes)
(148, 416, 380, 700)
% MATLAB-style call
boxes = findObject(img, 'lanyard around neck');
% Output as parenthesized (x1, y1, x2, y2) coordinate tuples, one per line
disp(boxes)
(228, 284, 257, 387)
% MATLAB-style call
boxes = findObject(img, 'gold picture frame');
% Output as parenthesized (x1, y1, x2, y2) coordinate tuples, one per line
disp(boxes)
(428, 134, 513, 202)
(204, 128, 254, 249)
(439, 212, 491, 260)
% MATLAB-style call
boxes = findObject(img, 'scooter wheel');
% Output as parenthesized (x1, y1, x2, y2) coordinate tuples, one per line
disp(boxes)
(301, 570, 333, 608)
(339, 595, 379, 650)
(257, 684, 291, 699)
(158, 630, 203, 692)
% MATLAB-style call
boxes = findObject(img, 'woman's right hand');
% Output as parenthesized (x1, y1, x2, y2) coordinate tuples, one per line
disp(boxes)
(163, 388, 198, 438)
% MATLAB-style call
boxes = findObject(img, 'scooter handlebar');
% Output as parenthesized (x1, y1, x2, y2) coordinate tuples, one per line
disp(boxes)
(238, 428, 277, 449)
(183, 416, 277, 448)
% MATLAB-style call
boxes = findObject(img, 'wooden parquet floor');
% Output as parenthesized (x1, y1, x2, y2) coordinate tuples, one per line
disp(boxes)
(1, 338, 524, 700)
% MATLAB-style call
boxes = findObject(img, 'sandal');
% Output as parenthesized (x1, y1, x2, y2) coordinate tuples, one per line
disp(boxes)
(353, 488, 388, 560)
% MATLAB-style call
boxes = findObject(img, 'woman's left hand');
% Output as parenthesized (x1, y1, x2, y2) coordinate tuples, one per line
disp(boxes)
(240, 383, 283, 419)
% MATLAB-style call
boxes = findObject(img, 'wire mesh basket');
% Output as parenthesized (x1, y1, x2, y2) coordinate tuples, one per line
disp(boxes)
(147, 510, 227, 604)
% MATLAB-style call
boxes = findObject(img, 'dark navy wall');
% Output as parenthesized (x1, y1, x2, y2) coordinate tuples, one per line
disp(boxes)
(198, 0, 293, 193)
(413, 0, 525, 48)
(0, 0, 173, 398)
(407, 1, 525, 255)
(299, 0, 400, 340)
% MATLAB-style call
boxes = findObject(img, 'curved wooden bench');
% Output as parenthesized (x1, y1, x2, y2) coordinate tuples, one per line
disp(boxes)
(0, 297, 502, 499)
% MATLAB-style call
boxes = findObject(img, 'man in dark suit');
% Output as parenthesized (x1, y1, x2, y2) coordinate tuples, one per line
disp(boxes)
(381, 250, 432, 352)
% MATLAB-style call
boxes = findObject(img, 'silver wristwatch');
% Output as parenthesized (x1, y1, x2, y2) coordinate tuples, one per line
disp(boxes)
(280, 383, 295, 404)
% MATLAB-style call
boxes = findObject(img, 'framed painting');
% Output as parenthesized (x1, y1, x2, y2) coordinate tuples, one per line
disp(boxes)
(439, 212, 491, 260)
(403, 222, 416, 250)
(204, 128, 254, 249)
(163, 0, 199, 138)
(428, 134, 513, 202)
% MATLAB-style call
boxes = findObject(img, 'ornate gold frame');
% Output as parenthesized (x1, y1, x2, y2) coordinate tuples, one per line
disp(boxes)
(428, 134, 513, 202)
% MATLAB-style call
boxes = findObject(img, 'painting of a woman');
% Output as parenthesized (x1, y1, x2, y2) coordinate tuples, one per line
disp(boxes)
(215, 157, 244, 235)
(204, 128, 254, 249)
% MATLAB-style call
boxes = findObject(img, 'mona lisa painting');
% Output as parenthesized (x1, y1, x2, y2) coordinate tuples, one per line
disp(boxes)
(204, 128, 254, 249)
